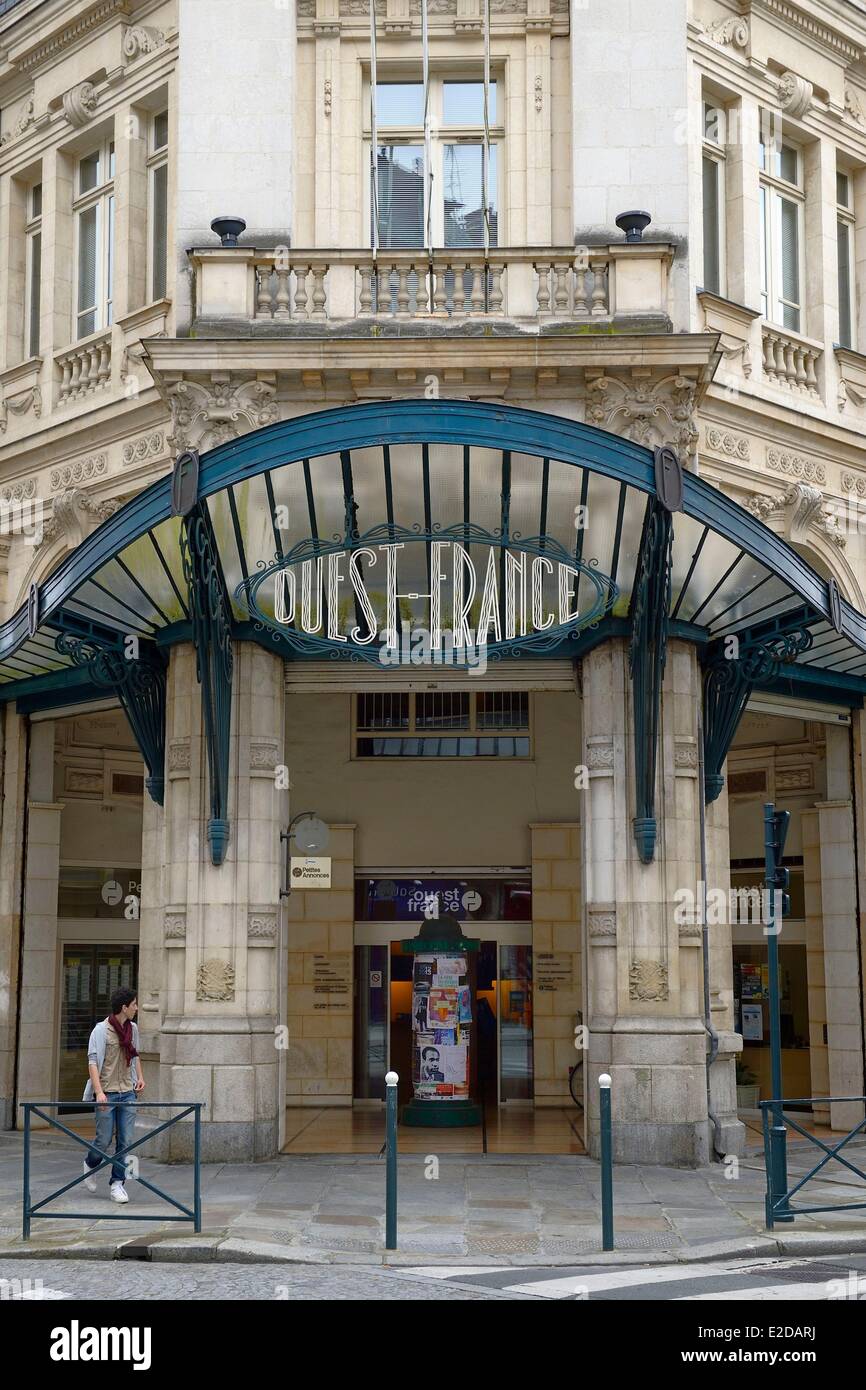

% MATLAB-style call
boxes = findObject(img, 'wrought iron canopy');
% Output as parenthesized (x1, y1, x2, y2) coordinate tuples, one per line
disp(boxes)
(1, 399, 864, 695)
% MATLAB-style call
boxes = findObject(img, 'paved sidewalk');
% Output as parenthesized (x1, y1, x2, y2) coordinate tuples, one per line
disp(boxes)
(2, 1130, 866, 1266)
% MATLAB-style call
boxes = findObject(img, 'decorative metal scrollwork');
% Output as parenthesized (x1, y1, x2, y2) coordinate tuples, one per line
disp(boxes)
(702, 625, 814, 804)
(628, 498, 673, 864)
(54, 631, 167, 805)
(180, 504, 234, 865)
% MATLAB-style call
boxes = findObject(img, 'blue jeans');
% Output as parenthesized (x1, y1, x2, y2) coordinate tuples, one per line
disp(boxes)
(86, 1091, 136, 1185)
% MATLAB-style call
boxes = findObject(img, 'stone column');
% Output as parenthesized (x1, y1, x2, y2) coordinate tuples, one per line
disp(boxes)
(0, 706, 28, 1129)
(582, 638, 710, 1165)
(156, 641, 287, 1161)
(704, 781, 746, 1155)
(16, 721, 63, 1117)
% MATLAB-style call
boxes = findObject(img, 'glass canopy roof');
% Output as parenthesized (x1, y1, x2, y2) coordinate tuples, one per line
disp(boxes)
(0, 399, 864, 696)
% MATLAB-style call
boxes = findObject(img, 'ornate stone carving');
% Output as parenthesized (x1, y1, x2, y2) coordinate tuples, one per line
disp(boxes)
(778, 71, 813, 119)
(51, 454, 108, 492)
(588, 908, 617, 939)
(62, 82, 98, 129)
(674, 740, 698, 770)
(37, 490, 120, 550)
(586, 739, 614, 773)
(0, 477, 37, 503)
(250, 741, 280, 771)
(629, 959, 669, 1002)
(845, 86, 865, 126)
(165, 912, 187, 939)
(122, 431, 165, 466)
(123, 25, 167, 60)
(167, 376, 279, 452)
(324, 78, 332, 116)
(841, 472, 866, 498)
(0, 98, 35, 147)
(746, 483, 845, 548)
(766, 448, 826, 484)
(197, 958, 236, 1002)
(585, 372, 699, 466)
(248, 912, 278, 939)
(0, 386, 42, 433)
(168, 740, 191, 772)
(534, 75, 543, 111)
(698, 16, 749, 48)
(678, 919, 703, 939)
(705, 426, 750, 460)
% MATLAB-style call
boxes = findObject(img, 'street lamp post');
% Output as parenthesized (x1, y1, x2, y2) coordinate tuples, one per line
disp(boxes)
(763, 802, 793, 1223)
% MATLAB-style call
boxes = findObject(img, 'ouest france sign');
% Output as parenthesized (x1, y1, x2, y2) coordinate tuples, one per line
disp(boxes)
(238, 523, 619, 664)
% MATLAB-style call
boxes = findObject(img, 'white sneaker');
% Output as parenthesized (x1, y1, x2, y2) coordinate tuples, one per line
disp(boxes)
(109, 1182, 129, 1204)
(83, 1160, 98, 1194)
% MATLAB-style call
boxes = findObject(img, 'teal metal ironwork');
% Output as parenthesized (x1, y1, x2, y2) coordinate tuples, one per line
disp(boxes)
(21, 1101, 203, 1239)
(763, 803, 794, 1223)
(385, 1071, 398, 1251)
(628, 497, 673, 863)
(599, 1074, 614, 1251)
(180, 504, 234, 865)
(237, 521, 618, 665)
(53, 629, 167, 805)
(702, 616, 814, 804)
(761, 1096, 866, 1229)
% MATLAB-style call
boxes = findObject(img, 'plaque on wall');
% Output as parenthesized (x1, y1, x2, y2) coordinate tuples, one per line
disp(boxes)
(312, 953, 351, 1009)
(536, 952, 573, 992)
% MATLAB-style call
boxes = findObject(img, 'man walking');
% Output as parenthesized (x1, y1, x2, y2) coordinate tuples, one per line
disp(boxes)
(82, 986, 145, 1203)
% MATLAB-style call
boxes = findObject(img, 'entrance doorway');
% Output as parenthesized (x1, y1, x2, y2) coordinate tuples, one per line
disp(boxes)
(58, 943, 139, 1105)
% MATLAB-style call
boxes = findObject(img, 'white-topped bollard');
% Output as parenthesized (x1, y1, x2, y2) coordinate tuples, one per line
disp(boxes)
(385, 1072, 399, 1250)
(599, 1074, 614, 1251)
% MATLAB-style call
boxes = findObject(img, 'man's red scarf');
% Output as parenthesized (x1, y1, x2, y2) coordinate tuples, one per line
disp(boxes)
(108, 1013, 139, 1066)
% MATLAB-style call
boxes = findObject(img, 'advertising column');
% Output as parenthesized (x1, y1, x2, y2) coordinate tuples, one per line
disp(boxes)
(402, 917, 481, 1127)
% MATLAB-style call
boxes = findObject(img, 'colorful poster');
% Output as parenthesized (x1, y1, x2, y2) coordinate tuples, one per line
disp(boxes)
(457, 985, 472, 1022)
(413, 959, 434, 989)
(428, 988, 458, 1027)
(434, 1028, 457, 1045)
(412, 993, 429, 1031)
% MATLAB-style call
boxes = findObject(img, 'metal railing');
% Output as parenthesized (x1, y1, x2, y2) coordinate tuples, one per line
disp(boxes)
(761, 1095, 866, 1230)
(21, 1101, 204, 1241)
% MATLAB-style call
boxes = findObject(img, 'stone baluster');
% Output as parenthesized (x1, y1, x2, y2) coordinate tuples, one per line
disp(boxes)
(396, 263, 411, 318)
(256, 266, 273, 318)
(590, 257, 608, 316)
(59, 358, 73, 403)
(573, 263, 589, 316)
(310, 264, 328, 321)
(775, 336, 789, 384)
(488, 263, 504, 315)
(358, 262, 374, 317)
(469, 263, 485, 315)
(535, 262, 551, 315)
(432, 260, 449, 315)
(87, 345, 100, 392)
(451, 263, 468, 316)
(762, 332, 777, 383)
(68, 353, 82, 399)
(794, 345, 807, 392)
(805, 350, 820, 398)
(294, 265, 310, 321)
(553, 261, 570, 315)
(98, 340, 110, 387)
(274, 267, 291, 319)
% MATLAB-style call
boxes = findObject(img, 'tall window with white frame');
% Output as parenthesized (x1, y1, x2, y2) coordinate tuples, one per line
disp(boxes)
(837, 167, 855, 351)
(74, 138, 115, 340)
(24, 181, 42, 359)
(370, 77, 500, 249)
(148, 110, 168, 302)
(759, 121, 804, 333)
(701, 101, 725, 296)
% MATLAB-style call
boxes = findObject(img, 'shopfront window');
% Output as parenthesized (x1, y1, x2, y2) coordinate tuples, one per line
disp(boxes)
(355, 875, 531, 922)
(58, 865, 141, 919)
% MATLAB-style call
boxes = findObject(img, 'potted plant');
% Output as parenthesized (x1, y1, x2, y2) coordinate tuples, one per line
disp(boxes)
(736, 1059, 760, 1110)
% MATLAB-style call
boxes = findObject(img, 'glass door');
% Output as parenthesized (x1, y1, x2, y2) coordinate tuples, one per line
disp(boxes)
(59, 944, 138, 1105)
(353, 944, 388, 1100)
(499, 944, 533, 1101)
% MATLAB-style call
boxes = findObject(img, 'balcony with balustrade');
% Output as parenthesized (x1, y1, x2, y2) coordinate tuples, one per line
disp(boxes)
(189, 238, 676, 338)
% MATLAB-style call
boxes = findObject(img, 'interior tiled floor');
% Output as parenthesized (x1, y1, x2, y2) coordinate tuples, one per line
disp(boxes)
(281, 1102, 586, 1155)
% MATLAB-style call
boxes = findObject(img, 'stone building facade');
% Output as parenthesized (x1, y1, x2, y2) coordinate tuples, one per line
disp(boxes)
(0, 0, 865, 1166)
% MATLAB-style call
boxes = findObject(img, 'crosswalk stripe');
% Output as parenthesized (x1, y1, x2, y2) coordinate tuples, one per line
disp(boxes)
(678, 1282, 833, 1301)
(400, 1266, 514, 1279)
(503, 1263, 764, 1299)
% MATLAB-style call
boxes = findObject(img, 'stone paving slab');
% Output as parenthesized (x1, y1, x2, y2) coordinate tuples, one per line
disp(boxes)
(2, 1132, 866, 1265)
